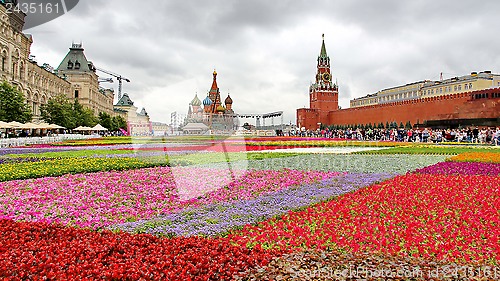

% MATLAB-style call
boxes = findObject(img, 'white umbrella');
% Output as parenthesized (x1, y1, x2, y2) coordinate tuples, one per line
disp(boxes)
(21, 122, 44, 129)
(8, 121, 24, 128)
(35, 122, 52, 129)
(49, 124, 66, 129)
(92, 124, 108, 131)
(0, 121, 12, 128)
(73, 126, 93, 131)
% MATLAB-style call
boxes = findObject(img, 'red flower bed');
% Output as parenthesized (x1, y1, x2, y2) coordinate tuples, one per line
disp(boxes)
(229, 174, 500, 264)
(120, 145, 316, 153)
(0, 219, 281, 280)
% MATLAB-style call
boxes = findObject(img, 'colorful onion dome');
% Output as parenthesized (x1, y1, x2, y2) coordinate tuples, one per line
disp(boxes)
(190, 94, 202, 106)
(202, 95, 213, 106)
(216, 105, 225, 112)
(224, 94, 233, 105)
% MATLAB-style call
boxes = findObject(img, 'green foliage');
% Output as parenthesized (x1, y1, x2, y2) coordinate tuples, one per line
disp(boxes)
(73, 100, 98, 128)
(112, 115, 127, 131)
(98, 112, 112, 130)
(40, 95, 98, 129)
(166, 151, 301, 166)
(0, 81, 32, 122)
(40, 94, 75, 128)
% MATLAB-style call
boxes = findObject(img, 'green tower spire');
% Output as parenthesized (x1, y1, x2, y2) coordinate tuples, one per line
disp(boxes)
(320, 34, 328, 58)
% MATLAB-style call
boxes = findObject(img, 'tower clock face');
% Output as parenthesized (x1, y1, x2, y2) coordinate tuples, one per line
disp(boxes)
(322, 73, 331, 81)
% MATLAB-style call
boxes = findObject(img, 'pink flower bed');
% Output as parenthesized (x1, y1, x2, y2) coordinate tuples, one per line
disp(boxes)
(0, 167, 338, 230)
(415, 161, 500, 176)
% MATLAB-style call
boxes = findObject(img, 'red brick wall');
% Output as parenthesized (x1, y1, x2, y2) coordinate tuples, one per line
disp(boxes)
(327, 89, 500, 126)
(296, 108, 320, 130)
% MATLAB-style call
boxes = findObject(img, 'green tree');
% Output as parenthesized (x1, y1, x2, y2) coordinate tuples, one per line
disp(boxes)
(0, 81, 32, 122)
(405, 121, 412, 129)
(111, 115, 127, 131)
(98, 112, 112, 130)
(40, 94, 75, 128)
(73, 101, 97, 128)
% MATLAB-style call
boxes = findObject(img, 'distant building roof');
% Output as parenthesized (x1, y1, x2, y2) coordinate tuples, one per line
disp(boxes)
(57, 43, 95, 73)
(115, 93, 134, 106)
(138, 107, 148, 116)
(182, 122, 209, 131)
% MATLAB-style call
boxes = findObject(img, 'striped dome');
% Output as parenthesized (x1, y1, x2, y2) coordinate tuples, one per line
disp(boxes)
(190, 94, 202, 106)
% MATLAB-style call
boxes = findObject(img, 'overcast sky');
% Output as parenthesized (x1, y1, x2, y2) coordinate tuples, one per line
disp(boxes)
(25, 0, 500, 125)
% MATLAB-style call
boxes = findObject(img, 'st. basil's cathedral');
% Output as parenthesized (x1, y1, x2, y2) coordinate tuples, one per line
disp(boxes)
(185, 70, 236, 131)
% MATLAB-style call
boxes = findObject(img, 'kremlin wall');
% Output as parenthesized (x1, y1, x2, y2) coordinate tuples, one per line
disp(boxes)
(297, 35, 500, 130)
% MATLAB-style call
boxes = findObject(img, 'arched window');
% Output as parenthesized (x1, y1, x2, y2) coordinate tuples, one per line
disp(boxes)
(19, 62, 24, 79)
(67, 60, 73, 69)
(1, 50, 6, 72)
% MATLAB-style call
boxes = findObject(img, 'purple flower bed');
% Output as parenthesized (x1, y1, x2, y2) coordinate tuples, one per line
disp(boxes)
(111, 172, 395, 237)
(0, 157, 58, 164)
(414, 161, 500, 176)
(104, 150, 205, 158)
(0, 147, 75, 156)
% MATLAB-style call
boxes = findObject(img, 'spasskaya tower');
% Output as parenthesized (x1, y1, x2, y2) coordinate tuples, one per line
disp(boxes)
(297, 34, 339, 130)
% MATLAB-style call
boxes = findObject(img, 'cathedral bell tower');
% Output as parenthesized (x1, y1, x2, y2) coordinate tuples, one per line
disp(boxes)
(309, 34, 338, 117)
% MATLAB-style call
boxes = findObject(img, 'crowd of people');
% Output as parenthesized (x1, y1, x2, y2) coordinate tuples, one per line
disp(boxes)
(290, 126, 500, 145)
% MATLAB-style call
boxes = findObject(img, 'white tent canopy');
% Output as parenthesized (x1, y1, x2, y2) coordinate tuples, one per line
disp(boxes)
(7, 121, 24, 128)
(48, 124, 66, 129)
(0, 121, 66, 130)
(92, 124, 108, 131)
(73, 126, 93, 131)
(0, 121, 12, 128)
(21, 122, 44, 129)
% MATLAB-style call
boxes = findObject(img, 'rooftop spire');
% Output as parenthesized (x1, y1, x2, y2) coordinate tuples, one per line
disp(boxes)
(210, 69, 218, 93)
(320, 34, 328, 58)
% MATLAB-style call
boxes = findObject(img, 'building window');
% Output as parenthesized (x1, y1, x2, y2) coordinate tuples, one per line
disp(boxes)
(465, 84, 468, 90)
(470, 83, 473, 89)
(458, 85, 461, 91)
(75, 60, 80, 69)
(1, 57, 5, 72)
(454, 85, 457, 91)
(75, 90, 79, 98)
(67, 60, 73, 69)
(439, 88, 443, 93)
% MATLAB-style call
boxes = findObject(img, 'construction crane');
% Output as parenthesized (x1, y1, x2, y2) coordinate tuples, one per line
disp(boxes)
(96, 67, 130, 100)
(98, 78, 113, 83)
